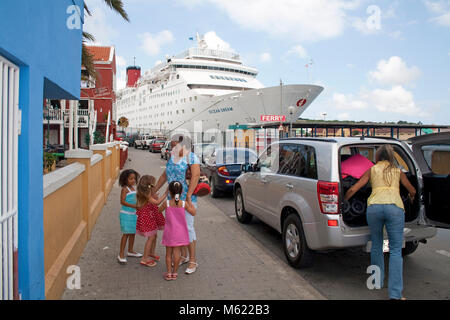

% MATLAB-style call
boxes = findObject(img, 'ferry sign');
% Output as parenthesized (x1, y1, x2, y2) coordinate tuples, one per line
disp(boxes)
(261, 115, 286, 122)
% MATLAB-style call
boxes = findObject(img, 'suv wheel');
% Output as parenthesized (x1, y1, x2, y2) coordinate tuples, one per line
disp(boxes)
(235, 187, 252, 224)
(282, 213, 313, 268)
(402, 241, 419, 256)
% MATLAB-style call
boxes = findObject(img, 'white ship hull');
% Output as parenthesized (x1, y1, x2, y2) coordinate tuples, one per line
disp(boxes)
(174, 84, 323, 133)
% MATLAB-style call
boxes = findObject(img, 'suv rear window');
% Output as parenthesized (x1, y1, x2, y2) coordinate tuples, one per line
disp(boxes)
(421, 144, 450, 175)
(279, 144, 318, 179)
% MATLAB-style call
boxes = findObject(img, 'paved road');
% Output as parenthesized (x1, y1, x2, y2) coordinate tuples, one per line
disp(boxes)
(63, 148, 449, 300)
(62, 148, 324, 300)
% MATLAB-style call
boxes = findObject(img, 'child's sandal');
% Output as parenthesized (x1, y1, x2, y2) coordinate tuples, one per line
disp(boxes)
(171, 273, 178, 280)
(164, 272, 172, 281)
(140, 259, 156, 267)
(149, 254, 160, 261)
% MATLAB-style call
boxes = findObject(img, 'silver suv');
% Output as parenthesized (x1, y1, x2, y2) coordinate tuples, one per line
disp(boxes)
(234, 133, 450, 268)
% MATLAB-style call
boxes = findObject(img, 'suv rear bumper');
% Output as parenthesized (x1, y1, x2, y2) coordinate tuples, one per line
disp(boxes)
(303, 218, 437, 250)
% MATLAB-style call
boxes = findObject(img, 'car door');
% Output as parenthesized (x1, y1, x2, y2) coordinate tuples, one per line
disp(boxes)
(264, 143, 319, 230)
(243, 144, 279, 218)
(408, 132, 450, 229)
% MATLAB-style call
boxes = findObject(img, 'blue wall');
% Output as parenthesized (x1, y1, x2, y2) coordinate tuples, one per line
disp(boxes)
(0, 0, 84, 299)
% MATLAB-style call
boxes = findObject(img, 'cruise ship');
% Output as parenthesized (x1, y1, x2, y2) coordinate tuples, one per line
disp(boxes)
(116, 34, 323, 135)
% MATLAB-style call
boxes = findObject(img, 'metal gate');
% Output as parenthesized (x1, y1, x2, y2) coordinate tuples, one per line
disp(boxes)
(0, 55, 19, 300)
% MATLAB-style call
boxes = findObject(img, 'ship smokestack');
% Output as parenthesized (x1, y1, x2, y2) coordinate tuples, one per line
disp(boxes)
(126, 66, 141, 87)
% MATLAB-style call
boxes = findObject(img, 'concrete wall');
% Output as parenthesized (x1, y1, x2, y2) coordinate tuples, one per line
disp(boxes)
(0, 0, 84, 299)
(43, 143, 121, 300)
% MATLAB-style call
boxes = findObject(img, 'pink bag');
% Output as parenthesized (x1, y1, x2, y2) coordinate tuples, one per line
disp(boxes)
(341, 154, 374, 179)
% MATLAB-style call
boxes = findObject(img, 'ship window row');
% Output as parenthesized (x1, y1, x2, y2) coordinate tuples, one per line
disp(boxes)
(209, 75, 247, 82)
(173, 64, 256, 76)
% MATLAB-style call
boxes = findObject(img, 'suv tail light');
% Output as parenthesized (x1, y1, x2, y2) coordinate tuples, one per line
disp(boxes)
(317, 181, 339, 214)
(218, 166, 230, 176)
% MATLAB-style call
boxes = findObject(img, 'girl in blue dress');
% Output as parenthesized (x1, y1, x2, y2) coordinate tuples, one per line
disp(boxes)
(118, 169, 142, 264)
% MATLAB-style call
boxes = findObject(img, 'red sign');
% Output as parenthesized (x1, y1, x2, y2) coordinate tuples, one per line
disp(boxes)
(261, 115, 286, 122)
(297, 99, 307, 107)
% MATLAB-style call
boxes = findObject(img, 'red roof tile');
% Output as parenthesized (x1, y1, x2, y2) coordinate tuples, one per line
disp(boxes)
(86, 46, 113, 62)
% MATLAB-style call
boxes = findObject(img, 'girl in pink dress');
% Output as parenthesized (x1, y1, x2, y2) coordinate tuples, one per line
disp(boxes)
(159, 181, 196, 280)
(136, 175, 167, 267)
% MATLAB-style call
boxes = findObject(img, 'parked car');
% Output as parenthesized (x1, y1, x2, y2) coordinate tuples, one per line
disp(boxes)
(202, 147, 258, 198)
(149, 138, 167, 153)
(161, 140, 172, 160)
(234, 133, 450, 268)
(193, 143, 219, 163)
(124, 134, 138, 147)
(134, 135, 152, 149)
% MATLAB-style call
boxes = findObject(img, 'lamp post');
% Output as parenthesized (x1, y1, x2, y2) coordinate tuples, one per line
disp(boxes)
(288, 105, 296, 137)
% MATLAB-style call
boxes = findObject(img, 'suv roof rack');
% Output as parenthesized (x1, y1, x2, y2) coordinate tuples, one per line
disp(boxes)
(280, 137, 337, 143)
(362, 135, 401, 141)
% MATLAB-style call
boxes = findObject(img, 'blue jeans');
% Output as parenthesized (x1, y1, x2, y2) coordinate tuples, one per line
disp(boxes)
(366, 204, 404, 299)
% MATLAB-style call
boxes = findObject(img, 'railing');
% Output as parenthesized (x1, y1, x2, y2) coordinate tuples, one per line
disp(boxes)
(43, 109, 90, 122)
(174, 47, 241, 61)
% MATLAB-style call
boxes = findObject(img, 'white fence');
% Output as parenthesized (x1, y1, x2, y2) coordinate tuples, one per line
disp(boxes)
(0, 55, 19, 300)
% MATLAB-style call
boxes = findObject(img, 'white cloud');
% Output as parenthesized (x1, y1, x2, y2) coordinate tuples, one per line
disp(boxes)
(368, 86, 427, 116)
(333, 93, 369, 110)
(368, 56, 421, 86)
(260, 52, 272, 62)
(179, 0, 362, 42)
(333, 86, 429, 117)
(287, 45, 308, 59)
(83, 0, 119, 45)
(203, 31, 235, 51)
(139, 30, 174, 56)
(424, 0, 450, 26)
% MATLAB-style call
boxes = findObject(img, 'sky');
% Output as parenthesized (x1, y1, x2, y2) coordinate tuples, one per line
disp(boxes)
(83, 0, 450, 125)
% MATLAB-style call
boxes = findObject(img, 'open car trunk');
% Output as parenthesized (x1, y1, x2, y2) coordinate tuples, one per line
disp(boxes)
(339, 143, 420, 228)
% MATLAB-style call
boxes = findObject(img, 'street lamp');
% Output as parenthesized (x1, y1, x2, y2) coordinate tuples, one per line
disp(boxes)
(288, 105, 296, 137)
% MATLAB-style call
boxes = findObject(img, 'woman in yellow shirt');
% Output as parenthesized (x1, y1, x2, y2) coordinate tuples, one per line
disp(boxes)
(345, 145, 416, 300)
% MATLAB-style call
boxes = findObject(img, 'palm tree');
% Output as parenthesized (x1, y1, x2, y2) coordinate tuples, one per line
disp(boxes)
(82, 0, 129, 82)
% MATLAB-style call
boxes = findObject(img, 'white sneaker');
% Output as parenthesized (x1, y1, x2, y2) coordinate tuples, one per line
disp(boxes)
(127, 251, 143, 258)
(185, 262, 198, 274)
(117, 255, 127, 264)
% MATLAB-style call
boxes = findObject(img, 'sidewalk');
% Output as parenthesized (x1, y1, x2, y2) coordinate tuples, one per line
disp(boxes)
(62, 152, 325, 300)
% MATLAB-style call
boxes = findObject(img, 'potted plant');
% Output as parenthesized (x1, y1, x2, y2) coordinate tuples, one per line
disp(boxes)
(43, 152, 57, 174)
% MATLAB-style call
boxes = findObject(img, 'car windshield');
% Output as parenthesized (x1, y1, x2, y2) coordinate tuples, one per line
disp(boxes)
(155, 140, 166, 143)
(214, 148, 257, 164)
